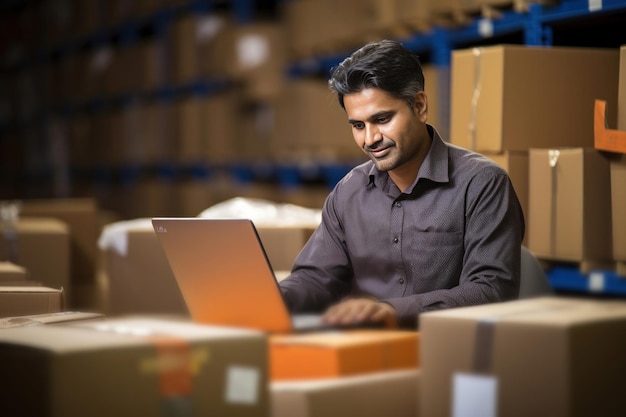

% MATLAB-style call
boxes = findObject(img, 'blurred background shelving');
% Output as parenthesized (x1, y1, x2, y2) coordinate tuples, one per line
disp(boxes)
(1, 0, 626, 296)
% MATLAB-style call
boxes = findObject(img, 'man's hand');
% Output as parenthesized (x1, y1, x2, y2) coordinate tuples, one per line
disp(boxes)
(322, 298, 398, 328)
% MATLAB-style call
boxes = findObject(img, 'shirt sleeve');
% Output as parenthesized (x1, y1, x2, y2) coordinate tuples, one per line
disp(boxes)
(279, 188, 353, 313)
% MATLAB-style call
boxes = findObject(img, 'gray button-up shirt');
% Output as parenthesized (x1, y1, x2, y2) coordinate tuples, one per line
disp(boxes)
(279, 126, 525, 327)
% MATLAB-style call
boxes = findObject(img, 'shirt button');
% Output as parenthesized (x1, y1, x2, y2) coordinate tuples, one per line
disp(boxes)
(395, 202, 402, 208)
(393, 237, 399, 243)
(399, 278, 405, 284)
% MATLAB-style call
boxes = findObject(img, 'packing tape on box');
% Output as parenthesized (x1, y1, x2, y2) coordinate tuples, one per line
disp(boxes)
(470, 303, 576, 375)
(468, 47, 483, 151)
(549, 149, 560, 257)
(472, 317, 496, 373)
(454, 304, 573, 416)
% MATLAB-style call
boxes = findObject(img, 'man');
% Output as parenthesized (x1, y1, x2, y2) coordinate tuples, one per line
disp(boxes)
(279, 39, 524, 328)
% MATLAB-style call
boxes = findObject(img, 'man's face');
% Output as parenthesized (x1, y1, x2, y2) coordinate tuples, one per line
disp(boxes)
(344, 88, 429, 174)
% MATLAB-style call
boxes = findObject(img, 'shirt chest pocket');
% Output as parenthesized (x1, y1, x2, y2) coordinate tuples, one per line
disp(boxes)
(406, 231, 464, 286)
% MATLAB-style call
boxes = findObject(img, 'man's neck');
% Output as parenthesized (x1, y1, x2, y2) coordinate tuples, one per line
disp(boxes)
(388, 164, 420, 193)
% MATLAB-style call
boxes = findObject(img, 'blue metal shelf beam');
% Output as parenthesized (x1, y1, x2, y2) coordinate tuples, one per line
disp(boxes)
(548, 266, 626, 296)
(540, 0, 626, 23)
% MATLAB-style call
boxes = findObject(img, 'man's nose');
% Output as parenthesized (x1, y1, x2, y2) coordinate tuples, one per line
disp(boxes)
(365, 125, 382, 147)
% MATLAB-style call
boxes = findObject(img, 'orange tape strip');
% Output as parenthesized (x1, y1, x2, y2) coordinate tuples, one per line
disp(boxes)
(149, 335, 193, 397)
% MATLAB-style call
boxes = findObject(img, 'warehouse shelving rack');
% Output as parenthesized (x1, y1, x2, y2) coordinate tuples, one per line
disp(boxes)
(288, 0, 626, 74)
(3, 0, 626, 188)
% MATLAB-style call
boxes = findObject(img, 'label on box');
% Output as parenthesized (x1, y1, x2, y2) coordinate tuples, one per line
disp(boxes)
(588, 0, 602, 12)
(237, 35, 268, 69)
(225, 365, 259, 405)
(452, 373, 498, 417)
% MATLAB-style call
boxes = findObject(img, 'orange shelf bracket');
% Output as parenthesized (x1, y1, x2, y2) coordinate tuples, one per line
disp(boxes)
(594, 99, 626, 154)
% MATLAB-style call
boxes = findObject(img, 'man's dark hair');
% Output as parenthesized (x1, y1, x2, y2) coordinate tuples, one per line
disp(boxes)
(328, 39, 425, 109)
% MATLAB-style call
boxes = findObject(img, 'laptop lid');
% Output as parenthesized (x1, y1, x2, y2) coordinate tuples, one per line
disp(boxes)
(152, 218, 294, 333)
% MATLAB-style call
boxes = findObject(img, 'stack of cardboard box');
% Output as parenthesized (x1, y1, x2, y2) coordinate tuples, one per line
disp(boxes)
(0, 217, 70, 298)
(269, 330, 420, 416)
(593, 45, 626, 275)
(450, 44, 619, 261)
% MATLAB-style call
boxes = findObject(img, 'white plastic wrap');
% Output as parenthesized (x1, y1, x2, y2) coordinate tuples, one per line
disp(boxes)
(98, 198, 322, 257)
(97, 218, 153, 257)
(197, 197, 322, 227)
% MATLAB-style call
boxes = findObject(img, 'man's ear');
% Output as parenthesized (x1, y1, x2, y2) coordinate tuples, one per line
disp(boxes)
(414, 91, 428, 122)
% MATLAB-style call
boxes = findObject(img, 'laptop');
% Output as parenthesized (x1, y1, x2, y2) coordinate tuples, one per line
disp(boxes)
(151, 217, 339, 334)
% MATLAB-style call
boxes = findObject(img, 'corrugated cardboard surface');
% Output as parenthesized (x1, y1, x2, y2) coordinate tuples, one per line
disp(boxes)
(0, 261, 27, 283)
(0, 286, 64, 317)
(528, 148, 612, 263)
(485, 151, 528, 245)
(271, 369, 420, 417)
(0, 317, 269, 417)
(0, 217, 70, 295)
(256, 225, 316, 271)
(611, 155, 626, 261)
(451, 45, 619, 153)
(20, 198, 100, 284)
(0, 311, 104, 328)
(272, 78, 362, 161)
(420, 296, 626, 417)
(104, 228, 188, 317)
(270, 330, 419, 381)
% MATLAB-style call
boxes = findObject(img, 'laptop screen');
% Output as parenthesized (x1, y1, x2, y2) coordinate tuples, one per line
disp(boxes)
(152, 218, 294, 333)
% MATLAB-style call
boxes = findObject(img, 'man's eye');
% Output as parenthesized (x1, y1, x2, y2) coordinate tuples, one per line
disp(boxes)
(352, 123, 365, 130)
(377, 115, 391, 123)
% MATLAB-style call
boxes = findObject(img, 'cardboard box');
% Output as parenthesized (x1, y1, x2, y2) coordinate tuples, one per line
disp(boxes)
(419, 296, 626, 417)
(280, 0, 368, 59)
(0, 218, 70, 294)
(271, 369, 420, 417)
(273, 79, 362, 161)
(281, 0, 325, 58)
(0, 317, 269, 417)
(0, 311, 104, 328)
(20, 198, 100, 284)
(0, 261, 28, 283)
(396, 0, 431, 31)
(201, 89, 241, 164)
(205, 22, 286, 91)
(171, 14, 202, 84)
(137, 38, 168, 92)
(270, 330, 419, 381)
(485, 151, 528, 244)
(451, 45, 619, 152)
(0, 286, 65, 317)
(104, 227, 188, 317)
(611, 154, 626, 262)
(528, 148, 612, 264)
(432, 0, 557, 20)
(176, 95, 205, 164)
(422, 63, 447, 138)
(257, 225, 316, 271)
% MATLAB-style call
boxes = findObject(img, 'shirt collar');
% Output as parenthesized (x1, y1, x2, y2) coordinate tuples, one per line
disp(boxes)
(367, 124, 450, 191)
